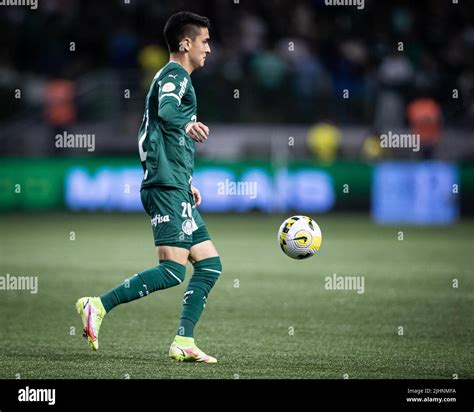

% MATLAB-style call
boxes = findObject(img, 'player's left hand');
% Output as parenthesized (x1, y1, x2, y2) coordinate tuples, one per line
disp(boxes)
(191, 185, 201, 207)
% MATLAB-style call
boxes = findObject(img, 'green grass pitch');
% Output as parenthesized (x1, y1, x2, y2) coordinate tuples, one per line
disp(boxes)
(0, 213, 472, 379)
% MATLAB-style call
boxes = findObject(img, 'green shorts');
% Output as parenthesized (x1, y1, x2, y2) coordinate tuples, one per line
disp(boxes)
(140, 186, 211, 249)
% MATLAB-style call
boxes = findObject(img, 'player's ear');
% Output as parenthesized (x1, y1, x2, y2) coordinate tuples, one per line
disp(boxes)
(179, 38, 191, 52)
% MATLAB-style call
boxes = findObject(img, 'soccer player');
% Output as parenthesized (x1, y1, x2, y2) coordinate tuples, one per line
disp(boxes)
(76, 12, 221, 363)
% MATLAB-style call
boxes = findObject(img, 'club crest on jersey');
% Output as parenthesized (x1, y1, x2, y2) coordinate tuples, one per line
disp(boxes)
(151, 214, 170, 226)
(182, 219, 193, 235)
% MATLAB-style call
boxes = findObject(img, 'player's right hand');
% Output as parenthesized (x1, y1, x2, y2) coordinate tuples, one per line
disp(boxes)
(186, 122, 209, 143)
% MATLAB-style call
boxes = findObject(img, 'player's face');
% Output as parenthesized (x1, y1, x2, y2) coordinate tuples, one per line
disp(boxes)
(190, 28, 211, 69)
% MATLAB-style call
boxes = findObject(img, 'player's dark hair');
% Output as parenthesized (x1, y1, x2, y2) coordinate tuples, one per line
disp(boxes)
(164, 12, 210, 53)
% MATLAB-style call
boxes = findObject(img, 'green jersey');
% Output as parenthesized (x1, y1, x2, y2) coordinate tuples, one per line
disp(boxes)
(138, 61, 197, 191)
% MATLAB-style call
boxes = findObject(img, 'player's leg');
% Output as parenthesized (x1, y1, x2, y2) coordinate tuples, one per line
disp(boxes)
(97, 245, 189, 312)
(76, 245, 188, 351)
(76, 187, 191, 351)
(169, 207, 222, 363)
(177, 239, 220, 339)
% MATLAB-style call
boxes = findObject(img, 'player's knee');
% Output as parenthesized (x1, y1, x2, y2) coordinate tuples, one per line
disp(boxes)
(193, 256, 222, 285)
(160, 260, 186, 285)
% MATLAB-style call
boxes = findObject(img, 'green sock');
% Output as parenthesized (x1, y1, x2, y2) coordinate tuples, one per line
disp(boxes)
(177, 256, 222, 337)
(100, 260, 186, 312)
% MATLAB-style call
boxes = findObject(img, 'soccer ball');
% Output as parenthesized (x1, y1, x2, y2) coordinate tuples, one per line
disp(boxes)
(278, 215, 322, 259)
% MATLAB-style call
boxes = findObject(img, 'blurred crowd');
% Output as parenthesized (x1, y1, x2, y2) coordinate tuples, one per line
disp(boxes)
(0, 0, 473, 131)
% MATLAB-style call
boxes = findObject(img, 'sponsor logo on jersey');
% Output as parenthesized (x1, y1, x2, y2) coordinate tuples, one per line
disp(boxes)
(168, 74, 178, 79)
(162, 82, 176, 93)
(178, 78, 188, 99)
(151, 214, 170, 226)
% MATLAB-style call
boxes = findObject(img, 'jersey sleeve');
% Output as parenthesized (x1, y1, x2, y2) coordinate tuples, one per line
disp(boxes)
(157, 68, 193, 131)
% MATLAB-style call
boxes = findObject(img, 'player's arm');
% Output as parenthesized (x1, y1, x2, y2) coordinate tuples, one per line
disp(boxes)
(191, 185, 201, 207)
(158, 73, 209, 143)
(185, 121, 209, 143)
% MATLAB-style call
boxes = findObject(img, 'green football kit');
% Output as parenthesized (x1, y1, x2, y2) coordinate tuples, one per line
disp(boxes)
(78, 60, 222, 355)
(137, 61, 210, 249)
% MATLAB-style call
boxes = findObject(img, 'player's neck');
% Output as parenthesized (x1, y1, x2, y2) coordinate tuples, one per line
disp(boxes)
(169, 55, 194, 75)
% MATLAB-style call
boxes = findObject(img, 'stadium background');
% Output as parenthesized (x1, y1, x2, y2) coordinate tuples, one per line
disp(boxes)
(0, 0, 472, 379)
